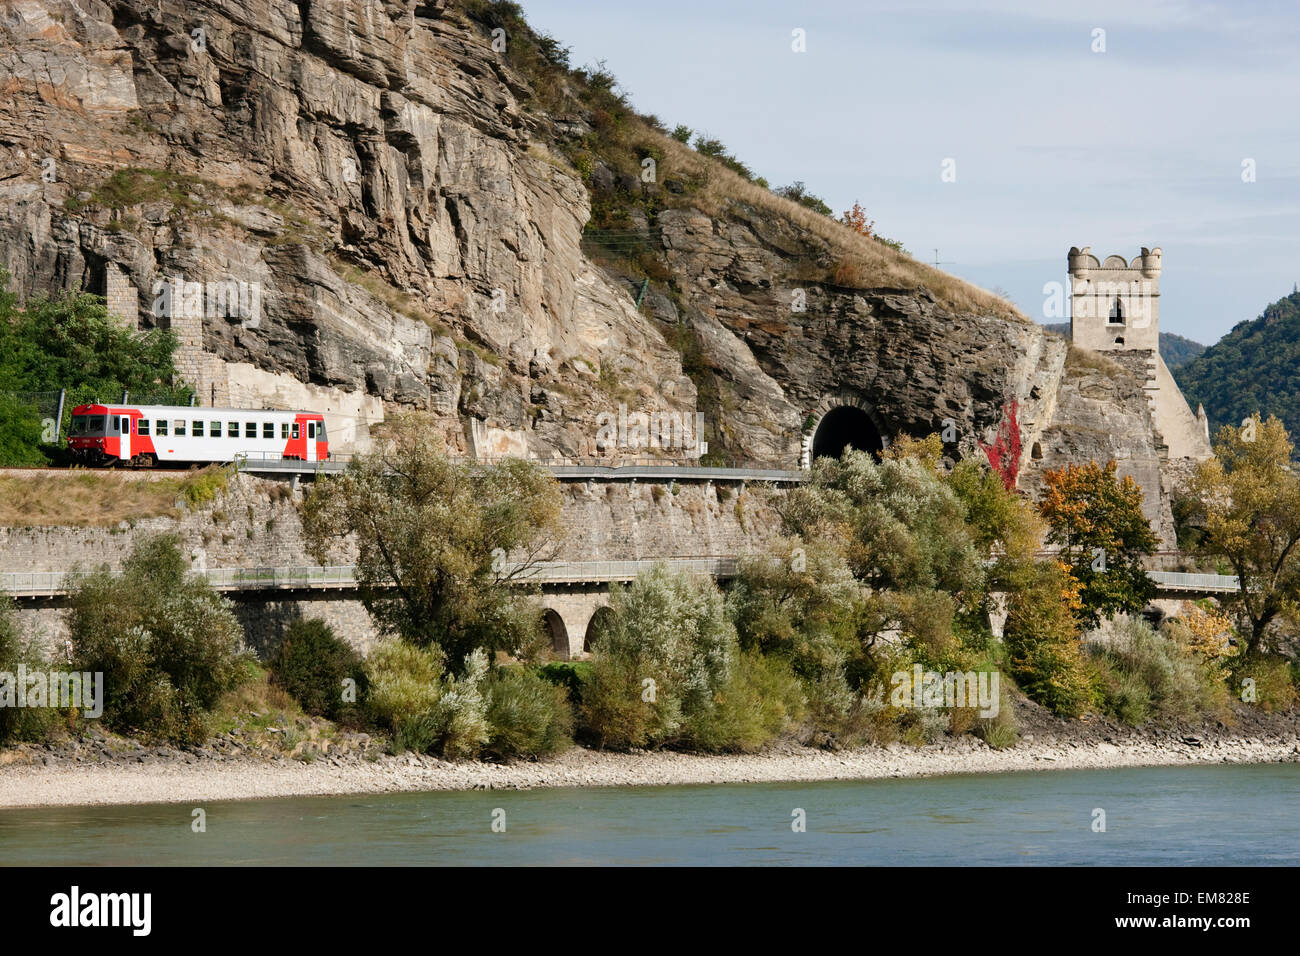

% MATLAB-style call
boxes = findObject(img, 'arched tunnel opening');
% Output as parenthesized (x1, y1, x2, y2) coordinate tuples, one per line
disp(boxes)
(810, 405, 885, 462)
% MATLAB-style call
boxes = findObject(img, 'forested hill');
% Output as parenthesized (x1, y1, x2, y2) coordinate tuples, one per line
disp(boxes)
(1041, 324, 1206, 369)
(1173, 290, 1300, 440)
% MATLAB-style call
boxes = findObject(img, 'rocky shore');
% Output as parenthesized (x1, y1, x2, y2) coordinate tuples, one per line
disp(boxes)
(2, 701, 1297, 809)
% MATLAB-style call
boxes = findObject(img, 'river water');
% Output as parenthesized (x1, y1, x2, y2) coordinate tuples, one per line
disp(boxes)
(3, 763, 1297, 865)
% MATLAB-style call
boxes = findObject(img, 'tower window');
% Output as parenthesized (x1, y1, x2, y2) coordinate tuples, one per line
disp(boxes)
(1108, 297, 1124, 324)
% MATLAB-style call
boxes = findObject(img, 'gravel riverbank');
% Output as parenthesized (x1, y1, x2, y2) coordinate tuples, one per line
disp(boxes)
(3, 714, 1297, 809)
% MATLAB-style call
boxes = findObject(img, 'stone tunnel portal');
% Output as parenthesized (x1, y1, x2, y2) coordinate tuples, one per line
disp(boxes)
(810, 405, 885, 462)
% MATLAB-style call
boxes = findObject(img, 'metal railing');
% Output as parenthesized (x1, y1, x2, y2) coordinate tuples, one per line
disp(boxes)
(1147, 570, 1239, 592)
(1, 561, 1239, 598)
(0, 558, 742, 597)
(231, 455, 805, 483)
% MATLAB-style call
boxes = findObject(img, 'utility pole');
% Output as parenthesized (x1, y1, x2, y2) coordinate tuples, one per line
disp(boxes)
(933, 249, 953, 269)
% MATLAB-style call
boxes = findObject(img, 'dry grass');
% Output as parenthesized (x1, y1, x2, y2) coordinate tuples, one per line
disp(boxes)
(644, 128, 1027, 321)
(1065, 344, 1124, 376)
(0, 467, 230, 528)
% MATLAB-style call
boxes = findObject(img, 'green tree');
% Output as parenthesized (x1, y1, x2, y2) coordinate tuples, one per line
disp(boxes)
(0, 597, 57, 744)
(780, 450, 986, 606)
(301, 413, 564, 673)
(1001, 560, 1097, 717)
(580, 565, 797, 751)
(1183, 414, 1300, 654)
(68, 534, 249, 742)
(1038, 460, 1158, 628)
(0, 272, 190, 463)
(269, 618, 366, 723)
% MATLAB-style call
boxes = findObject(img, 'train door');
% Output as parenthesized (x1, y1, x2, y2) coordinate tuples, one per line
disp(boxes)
(118, 415, 131, 462)
(306, 420, 317, 462)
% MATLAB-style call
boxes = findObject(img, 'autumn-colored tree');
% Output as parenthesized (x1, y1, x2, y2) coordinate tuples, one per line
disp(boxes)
(840, 202, 874, 238)
(1177, 604, 1237, 659)
(1038, 460, 1158, 628)
(978, 400, 1022, 491)
(880, 432, 944, 473)
(1002, 559, 1097, 717)
(1182, 414, 1300, 655)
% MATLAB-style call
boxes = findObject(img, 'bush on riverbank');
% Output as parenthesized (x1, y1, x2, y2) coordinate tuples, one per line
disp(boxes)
(1002, 560, 1098, 719)
(364, 640, 575, 760)
(269, 618, 366, 725)
(484, 665, 574, 759)
(581, 565, 802, 751)
(1088, 618, 1229, 726)
(0, 597, 58, 744)
(1228, 653, 1297, 712)
(364, 640, 486, 757)
(67, 535, 251, 743)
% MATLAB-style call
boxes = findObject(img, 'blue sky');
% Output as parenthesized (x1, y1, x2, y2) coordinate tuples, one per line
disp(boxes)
(519, 0, 1300, 345)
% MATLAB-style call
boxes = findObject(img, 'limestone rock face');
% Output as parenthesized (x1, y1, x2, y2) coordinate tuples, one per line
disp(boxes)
(0, 0, 1184, 539)
(0, 0, 686, 454)
(1020, 350, 1177, 546)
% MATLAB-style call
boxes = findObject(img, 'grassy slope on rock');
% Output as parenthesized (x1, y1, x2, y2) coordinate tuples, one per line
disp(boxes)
(455, 0, 1022, 323)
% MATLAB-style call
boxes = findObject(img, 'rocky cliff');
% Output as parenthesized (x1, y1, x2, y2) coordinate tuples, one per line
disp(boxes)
(0, 0, 1048, 457)
(0, 0, 1185, 535)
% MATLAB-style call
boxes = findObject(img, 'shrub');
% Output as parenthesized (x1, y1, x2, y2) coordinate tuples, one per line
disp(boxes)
(684, 651, 805, 753)
(364, 641, 492, 758)
(0, 597, 58, 744)
(974, 678, 1020, 749)
(68, 535, 250, 743)
(581, 565, 751, 750)
(1002, 561, 1097, 718)
(484, 666, 574, 759)
(1088, 618, 1229, 725)
(365, 639, 444, 729)
(269, 619, 366, 724)
(538, 660, 591, 707)
(1229, 653, 1297, 712)
(429, 649, 491, 759)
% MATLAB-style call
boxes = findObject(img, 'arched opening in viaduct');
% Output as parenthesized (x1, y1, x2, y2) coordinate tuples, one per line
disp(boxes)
(542, 608, 568, 657)
(810, 405, 885, 462)
(584, 605, 615, 654)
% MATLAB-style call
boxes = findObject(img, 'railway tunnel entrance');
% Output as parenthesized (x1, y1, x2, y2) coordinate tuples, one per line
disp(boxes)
(809, 404, 885, 463)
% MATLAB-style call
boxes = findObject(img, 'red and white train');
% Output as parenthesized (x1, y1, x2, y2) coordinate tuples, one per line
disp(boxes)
(66, 403, 330, 467)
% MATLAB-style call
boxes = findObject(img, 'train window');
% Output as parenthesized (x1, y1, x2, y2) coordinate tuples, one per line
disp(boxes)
(173, 420, 187, 436)
(245, 422, 257, 438)
(210, 421, 222, 438)
(280, 423, 289, 439)
(193, 421, 205, 437)
(262, 422, 274, 439)
(292, 423, 300, 439)
(228, 422, 239, 437)
(138, 420, 150, 436)
(316, 421, 327, 440)
(156, 420, 168, 437)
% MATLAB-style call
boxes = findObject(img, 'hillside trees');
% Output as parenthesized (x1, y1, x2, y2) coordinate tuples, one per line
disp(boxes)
(1182, 414, 1300, 654)
(0, 272, 190, 464)
(1038, 460, 1158, 628)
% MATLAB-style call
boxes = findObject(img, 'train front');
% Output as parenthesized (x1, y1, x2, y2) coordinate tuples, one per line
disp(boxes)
(66, 404, 114, 465)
